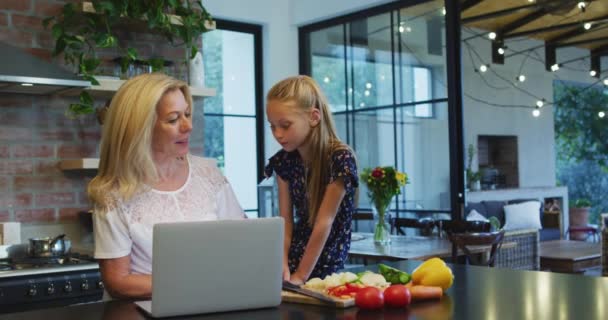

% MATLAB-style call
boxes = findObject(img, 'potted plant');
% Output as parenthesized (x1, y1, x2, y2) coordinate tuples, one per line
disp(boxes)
(569, 198, 591, 226)
(569, 198, 592, 240)
(465, 144, 482, 191)
(43, 0, 214, 117)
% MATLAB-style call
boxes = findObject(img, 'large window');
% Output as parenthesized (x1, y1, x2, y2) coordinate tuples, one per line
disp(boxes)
(202, 20, 263, 217)
(300, 0, 452, 218)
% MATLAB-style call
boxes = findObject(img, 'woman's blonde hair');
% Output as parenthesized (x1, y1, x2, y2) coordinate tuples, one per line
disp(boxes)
(87, 73, 192, 211)
(267, 75, 354, 226)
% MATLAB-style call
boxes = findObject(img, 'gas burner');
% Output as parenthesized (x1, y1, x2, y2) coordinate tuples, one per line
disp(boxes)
(0, 262, 12, 271)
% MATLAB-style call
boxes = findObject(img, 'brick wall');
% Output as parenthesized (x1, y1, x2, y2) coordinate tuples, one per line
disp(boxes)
(0, 1, 204, 237)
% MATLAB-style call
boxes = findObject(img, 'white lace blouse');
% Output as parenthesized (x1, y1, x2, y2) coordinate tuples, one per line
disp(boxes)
(93, 155, 245, 274)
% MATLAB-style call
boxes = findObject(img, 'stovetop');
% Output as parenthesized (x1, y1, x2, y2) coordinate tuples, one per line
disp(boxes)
(0, 252, 99, 278)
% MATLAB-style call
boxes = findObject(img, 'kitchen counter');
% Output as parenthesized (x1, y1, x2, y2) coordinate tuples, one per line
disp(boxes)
(1, 260, 607, 319)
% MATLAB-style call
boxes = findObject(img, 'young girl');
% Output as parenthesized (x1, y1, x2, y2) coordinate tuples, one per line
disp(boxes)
(264, 75, 358, 284)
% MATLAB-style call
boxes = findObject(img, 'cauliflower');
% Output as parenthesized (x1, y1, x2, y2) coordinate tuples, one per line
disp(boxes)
(359, 271, 390, 288)
(302, 272, 359, 291)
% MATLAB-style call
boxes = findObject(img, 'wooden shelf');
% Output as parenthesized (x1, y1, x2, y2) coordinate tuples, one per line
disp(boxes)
(59, 158, 99, 170)
(61, 78, 216, 98)
(82, 2, 216, 30)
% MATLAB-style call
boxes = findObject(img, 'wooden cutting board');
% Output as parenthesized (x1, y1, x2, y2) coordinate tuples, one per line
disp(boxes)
(281, 290, 356, 308)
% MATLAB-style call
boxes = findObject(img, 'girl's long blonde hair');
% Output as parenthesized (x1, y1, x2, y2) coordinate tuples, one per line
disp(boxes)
(267, 75, 354, 226)
(87, 73, 192, 211)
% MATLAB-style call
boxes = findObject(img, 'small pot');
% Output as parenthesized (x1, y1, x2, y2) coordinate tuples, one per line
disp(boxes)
(28, 234, 72, 257)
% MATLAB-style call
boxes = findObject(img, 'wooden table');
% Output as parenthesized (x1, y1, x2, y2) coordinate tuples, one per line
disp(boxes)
(3, 261, 608, 319)
(348, 232, 515, 263)
(540, 239, 602, 273)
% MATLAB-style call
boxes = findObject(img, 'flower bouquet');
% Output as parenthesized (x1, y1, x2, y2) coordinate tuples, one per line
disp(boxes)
(360, 166, 408, 245)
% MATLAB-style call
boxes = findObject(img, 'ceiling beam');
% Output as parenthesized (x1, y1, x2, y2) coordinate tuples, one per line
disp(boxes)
(591, 43, 608, 55)
(555, 35, 608, 48)
(461, 0, 484, 12)
(590, 55, 600, 78)
(499, 9, 551, 35)
(505, 14, 608, 39)
(461, 0, 564, 24)
(545, 44, 556, 71)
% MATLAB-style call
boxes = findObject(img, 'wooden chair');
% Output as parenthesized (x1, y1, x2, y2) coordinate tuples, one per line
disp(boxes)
(352, 209, 373, 232)
(447, 229, 506, 267)
(391, 217, 435, 236)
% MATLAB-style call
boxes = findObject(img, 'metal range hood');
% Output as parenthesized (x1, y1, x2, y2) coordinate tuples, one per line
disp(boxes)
(0, 41, 90, 95)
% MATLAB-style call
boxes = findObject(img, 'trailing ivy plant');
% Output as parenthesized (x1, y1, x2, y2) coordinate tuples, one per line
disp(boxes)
(43, 0, 213, 117)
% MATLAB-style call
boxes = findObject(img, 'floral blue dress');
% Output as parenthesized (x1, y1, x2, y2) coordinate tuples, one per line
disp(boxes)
(264, 148, 358, 279)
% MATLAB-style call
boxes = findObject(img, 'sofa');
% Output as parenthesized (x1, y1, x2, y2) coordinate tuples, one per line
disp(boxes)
(465, 200, 560, 242)
(464, 199, 555, 270)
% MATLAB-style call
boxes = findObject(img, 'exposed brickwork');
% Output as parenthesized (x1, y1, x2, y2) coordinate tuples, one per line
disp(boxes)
(0, 194, 33, 208)
(1, 0, 32, 12)
(16, 209, 56, 222)
(0, 160, 34, 175)
(0, 211, 10, 222)
(11, 14, 44, 31)
(0, 0, 205, 230)
(33, 1, 63, 17)
(12, 144, 55, 158)
(0, 146, 8, 158)
(0, 29, 34, 47)
(0, 13, 7, 26)
(58, 207, 87, 221)
(35, 192, 76, 206)
(0, 177, 9, 193)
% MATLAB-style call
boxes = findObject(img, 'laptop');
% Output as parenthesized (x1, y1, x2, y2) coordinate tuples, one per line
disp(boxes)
(135, 217, 284, 317)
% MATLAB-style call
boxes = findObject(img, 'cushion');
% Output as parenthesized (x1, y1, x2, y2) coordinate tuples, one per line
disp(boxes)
(507, 198, 544, 223)
(503, 201, 542, 231)
(465, 202, 487, 217)
(482, 200, 507, 226)
(466, 209, 490, 222)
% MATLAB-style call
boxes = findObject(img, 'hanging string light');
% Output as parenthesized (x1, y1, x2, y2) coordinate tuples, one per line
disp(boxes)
(551, 64, 560, 72)
(536, 99, 545, 108)
(578, 1, 587, 12)
(590, 70, 597, 77)
(599, 111, 605, 118)
(517, 75, 526, 82)
(532, 106, 541, 117)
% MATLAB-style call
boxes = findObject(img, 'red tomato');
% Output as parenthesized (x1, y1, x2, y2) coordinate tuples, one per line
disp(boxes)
(355, 287, 384, 310)
(383, 285, 412, 308)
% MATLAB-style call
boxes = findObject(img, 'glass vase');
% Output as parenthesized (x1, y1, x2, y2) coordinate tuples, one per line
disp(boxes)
(372, 203, 392, 245)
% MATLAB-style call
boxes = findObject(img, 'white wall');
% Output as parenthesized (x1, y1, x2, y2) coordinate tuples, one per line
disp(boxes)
(290, 0, 393, 25)
(203, 0, 298, 159)
(462, 29, 597, 188)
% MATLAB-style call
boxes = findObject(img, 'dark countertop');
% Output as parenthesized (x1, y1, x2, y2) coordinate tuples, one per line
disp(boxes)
(1, 260, 607, 320)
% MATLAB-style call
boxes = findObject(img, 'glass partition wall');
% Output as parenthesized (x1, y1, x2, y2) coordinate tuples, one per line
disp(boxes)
(300, 0, 456, 223)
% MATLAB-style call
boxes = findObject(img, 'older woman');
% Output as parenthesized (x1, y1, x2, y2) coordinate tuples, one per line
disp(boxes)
(88, 73, 245, 299)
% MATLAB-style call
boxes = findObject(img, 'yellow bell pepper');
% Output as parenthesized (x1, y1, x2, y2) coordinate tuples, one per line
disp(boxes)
(411, 257, 454, 291)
